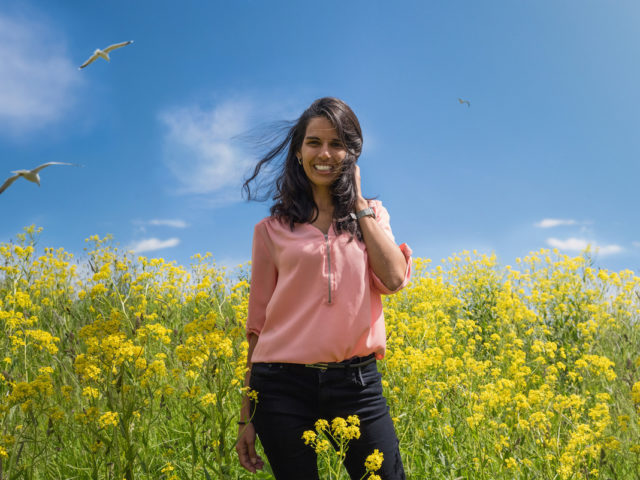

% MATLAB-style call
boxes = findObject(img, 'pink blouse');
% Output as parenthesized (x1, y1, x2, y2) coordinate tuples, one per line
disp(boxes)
(246, 200, 412, 364)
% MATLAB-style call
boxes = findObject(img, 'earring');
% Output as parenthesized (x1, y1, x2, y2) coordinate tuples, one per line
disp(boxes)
(297, 157, 302, 165)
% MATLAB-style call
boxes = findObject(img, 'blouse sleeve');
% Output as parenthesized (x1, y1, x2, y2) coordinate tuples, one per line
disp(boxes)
(368, 200, 413, 295)
(246, 221, 278, 339)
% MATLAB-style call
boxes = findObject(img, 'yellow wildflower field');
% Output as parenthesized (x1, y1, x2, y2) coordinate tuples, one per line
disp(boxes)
(1, 225, 639, 479)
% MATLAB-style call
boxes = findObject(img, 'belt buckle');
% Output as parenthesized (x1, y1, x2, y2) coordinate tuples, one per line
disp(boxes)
(305, 362, 328, 371)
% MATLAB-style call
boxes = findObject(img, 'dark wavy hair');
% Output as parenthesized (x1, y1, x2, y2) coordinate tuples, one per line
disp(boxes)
(242, 97, 367, 241)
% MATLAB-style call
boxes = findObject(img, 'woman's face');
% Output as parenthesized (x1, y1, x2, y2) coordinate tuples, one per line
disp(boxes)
(297, 116, 347, 191)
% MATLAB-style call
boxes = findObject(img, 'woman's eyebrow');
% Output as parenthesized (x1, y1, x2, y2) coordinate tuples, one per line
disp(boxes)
(304, 135, 342, 142)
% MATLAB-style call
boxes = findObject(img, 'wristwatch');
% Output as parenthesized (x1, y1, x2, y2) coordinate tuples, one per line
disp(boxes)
(350, 207, 376, 220)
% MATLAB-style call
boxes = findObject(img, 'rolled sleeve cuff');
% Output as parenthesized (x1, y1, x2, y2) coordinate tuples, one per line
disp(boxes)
(246, 327, 261, 341)
(370, 243, 413, 295)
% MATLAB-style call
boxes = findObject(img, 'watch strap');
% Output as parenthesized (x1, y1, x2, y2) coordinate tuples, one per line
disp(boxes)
(350, 207, 376, 220)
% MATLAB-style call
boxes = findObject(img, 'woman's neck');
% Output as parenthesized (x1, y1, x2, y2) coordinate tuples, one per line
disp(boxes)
(312, 187, 333, 214)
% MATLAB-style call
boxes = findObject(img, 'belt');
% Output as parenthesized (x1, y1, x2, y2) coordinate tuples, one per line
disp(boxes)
(304, 353, 376, 370)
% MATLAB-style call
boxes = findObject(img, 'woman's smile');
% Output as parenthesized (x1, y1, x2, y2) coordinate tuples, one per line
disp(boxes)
(313, 163, 337, 173)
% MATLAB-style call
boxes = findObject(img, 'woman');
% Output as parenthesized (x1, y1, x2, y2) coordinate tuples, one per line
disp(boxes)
(236, 97, 411, 480)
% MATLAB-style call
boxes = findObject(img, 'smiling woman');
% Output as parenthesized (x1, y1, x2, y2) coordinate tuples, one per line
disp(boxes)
(243, 97, 366, 241)
(237, 97, 412, 480)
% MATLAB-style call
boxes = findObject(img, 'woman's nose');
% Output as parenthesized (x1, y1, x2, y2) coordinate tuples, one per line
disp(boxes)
(318, 144, 331, 159)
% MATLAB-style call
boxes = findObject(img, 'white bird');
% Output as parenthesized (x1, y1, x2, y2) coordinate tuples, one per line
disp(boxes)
(458, 98, 471, 107)
(79, 40, 134, 69)
(0, 162, 81, 195)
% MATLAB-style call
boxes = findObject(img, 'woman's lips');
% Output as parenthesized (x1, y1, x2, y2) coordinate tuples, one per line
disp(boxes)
(313, 164, 335, 173)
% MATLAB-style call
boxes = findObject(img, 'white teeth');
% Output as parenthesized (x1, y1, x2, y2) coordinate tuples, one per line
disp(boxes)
(314, 165, 332, 171)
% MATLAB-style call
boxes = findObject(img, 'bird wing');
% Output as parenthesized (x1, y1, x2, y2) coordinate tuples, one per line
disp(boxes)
(103, 40, 133, 53)
(31, 162, 77, 174)
(0, 174, 20, 195)
(79, 52, 99, 69)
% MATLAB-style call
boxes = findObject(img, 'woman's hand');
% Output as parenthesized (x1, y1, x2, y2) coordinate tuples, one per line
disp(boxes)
(354, 164, 368, 211)
(236, 422, 264, 473)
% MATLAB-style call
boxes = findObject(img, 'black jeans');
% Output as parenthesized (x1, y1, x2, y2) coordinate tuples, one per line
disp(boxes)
(249, 358, 405, 480)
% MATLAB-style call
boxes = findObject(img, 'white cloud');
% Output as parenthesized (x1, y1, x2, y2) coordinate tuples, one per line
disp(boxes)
(159, 99, 254, 197)
(546, 237, 623, 256)
(598, 244, 624, 256)
(0, 11, 80, 135)
(129, 237, 180, 253)
(148, 219, 188, 228)
(547, 237, 588, 251)
(535, 218, 578, 228)
(633, 241, 640, 248)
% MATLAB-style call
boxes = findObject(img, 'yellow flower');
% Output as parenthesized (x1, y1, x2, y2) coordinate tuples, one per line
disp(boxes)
(331, 416, 360, 440)
(82, 387, 100, 399)
(364, 449, 384, 472)
(315, 419, 329, 432)
(314, 439, 331, 453)
(98, 411, 119, 429)
(302, 430, 317, 445)
(244, 388, 257, 402)
(632, 382, 640, 404)
(505, 457, 518, 470)
(200, 393, 217, 407)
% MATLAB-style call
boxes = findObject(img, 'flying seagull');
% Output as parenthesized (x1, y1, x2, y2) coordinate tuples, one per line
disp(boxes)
(0, 162, 81, 195)
(458, 98, 471, 107)
(79, 40, 134, 69)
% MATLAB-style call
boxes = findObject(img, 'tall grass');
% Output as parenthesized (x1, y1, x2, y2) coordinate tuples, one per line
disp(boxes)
(1, 225, 639, 479)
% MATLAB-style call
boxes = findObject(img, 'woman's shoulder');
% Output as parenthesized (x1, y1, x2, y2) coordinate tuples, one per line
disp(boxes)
(254, 215, 290, 234)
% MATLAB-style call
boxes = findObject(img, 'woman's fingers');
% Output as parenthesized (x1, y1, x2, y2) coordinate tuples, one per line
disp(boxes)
(247, 434, 264, 469)
(354, 164, 362, 198)
(236, 424, 264, 473)
(236, 438, 257, 472)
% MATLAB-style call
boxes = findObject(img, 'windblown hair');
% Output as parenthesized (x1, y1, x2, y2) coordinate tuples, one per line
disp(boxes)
(242, 97, 367, 241)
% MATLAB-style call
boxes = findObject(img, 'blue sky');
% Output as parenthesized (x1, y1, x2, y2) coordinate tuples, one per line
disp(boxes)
(1, 0, 639, 274)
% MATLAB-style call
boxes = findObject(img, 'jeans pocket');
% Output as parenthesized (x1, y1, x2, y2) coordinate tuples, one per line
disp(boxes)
(249, 363, 281, 390)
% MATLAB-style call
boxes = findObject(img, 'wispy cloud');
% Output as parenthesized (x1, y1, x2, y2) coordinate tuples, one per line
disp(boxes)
(546, 237, 623, 256)
(535, 218, 578, 228)
(148, 219, 188, 228)
(0, 11, 80, 136)
(159, 99, 254, 197)
(632, 241, 640, 248)
(129, 237, 180, 253)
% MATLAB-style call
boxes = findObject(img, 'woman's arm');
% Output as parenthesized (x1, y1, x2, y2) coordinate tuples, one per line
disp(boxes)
(354, 165, 408, 292)
(237, 221, 274, 473)
(236, 332, 263, 473)
(240, 332, 259, 422)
